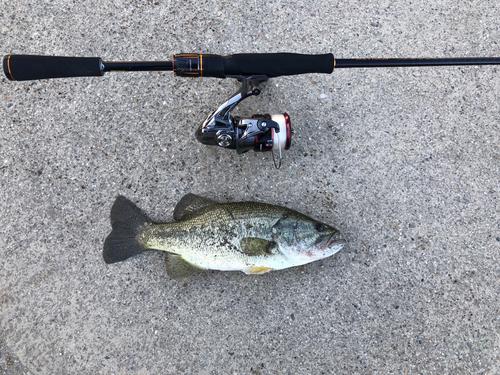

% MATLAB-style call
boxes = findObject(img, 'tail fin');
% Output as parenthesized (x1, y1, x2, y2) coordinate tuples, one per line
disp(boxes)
(103, 196, 152, 264)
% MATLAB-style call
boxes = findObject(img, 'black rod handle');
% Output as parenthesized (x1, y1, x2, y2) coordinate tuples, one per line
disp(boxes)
(222, 53, 335, 77)
(171, 53, 335, 78)
(3, 55, 103, 81)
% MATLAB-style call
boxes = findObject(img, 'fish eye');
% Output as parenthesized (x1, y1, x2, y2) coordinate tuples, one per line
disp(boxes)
(315, 223, 325, 232)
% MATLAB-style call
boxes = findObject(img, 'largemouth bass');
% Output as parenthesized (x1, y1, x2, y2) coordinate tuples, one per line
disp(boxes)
(103, 194, 345, 279)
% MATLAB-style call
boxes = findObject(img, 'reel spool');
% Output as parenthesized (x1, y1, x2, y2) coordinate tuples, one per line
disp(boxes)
(235, 114, 291, 153)
(236, 114, 292, 168)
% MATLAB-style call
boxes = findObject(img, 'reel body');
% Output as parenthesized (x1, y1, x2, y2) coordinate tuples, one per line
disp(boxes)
(195, 75, 292, 167)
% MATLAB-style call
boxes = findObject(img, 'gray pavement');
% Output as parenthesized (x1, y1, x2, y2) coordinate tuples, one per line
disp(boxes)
(1, 0, 500, 374)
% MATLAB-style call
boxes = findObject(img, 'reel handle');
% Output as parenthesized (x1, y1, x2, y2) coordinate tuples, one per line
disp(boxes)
(3, 55, 103, 81)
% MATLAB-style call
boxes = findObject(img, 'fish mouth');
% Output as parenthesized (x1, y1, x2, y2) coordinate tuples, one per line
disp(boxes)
(316, 231, 346, 252)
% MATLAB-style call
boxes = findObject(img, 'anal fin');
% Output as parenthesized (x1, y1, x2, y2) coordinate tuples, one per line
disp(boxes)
(165, 253, 205, 279)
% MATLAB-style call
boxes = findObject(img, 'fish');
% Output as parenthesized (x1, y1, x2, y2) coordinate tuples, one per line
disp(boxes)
(103, 194, 346, 279)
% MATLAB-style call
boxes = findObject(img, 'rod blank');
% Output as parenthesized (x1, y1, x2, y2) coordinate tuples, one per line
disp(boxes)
(334, 57, 500, 68)
(102, 61, 173, 72)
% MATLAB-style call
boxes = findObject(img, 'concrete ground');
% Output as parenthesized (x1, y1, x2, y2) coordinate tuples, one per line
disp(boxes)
(1, 0, 499, 374)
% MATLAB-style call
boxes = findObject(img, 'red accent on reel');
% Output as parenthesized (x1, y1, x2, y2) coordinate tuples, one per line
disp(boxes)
(284, 113, 291, 150)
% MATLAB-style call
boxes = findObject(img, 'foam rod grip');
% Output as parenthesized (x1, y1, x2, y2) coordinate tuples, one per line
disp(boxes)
(3, 55, 103, 81)
(224, 53, 334, 77)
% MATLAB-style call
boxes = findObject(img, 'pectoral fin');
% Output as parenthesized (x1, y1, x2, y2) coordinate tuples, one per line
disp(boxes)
(165, 253, 205, 279)
(240, 237, 277, 256)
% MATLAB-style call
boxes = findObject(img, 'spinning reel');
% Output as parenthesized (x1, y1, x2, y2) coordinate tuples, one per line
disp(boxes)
(195, 75, 291, 168)
(4, 52, 500, 167)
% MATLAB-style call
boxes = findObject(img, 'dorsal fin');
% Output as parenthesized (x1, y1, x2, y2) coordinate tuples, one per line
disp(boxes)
(173, 193, 218, 221)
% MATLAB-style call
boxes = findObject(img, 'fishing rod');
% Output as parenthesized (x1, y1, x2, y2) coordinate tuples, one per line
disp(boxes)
(4, 53, 500, 167)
